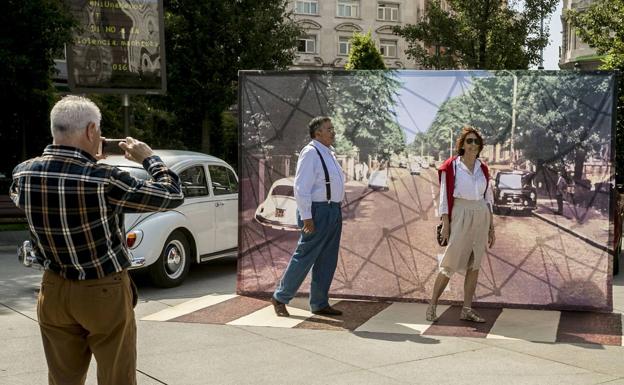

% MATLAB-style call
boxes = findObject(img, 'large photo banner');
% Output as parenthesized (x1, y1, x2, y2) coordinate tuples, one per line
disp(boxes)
(238, 70, 616, 312)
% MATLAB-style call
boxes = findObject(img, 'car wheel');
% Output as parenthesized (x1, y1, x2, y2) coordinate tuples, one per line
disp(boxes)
(149, 231, 191, 288)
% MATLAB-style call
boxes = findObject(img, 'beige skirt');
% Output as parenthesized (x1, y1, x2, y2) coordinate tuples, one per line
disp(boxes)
(439, 198, 491, 277)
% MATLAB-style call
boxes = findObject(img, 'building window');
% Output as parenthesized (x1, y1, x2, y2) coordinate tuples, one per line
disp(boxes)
(338, 36, 352, 55)
(295, 0, 318, 15)
(377, 3, 399, 21)
(379, 40, 397, 57)
(298, 35, 317, 53)
(337, 0, 359, 18)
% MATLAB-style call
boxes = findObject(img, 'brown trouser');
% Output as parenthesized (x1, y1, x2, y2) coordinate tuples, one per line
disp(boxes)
(37, 269, 137, 385)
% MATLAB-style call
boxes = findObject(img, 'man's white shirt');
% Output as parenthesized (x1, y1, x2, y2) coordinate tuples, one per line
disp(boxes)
(294, 140, 345, 220)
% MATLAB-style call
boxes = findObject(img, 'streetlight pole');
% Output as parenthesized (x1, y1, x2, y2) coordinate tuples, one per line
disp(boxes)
(449, 127, 453, 158)
(510, 74, 517, 168)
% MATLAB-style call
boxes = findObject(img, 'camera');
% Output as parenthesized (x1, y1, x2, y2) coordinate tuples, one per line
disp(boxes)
(101, 139, 126, 155)
(17, 240, 41, 269)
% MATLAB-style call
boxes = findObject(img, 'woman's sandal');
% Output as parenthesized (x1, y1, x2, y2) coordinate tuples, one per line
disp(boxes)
(460, 307, 485, 323)
(426, 303, 438, 322)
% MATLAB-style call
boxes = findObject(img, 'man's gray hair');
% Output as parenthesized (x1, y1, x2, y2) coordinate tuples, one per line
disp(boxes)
(50, 95, 101, 138)
(308, 116, 331, 139)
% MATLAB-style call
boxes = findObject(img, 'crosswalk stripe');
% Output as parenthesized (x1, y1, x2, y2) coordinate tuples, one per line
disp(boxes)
(355, 302, 450, 335)
(621, 314, 624, 347)
(227, 297, 313, 328)
(139, 296, 624, 346)
(141, 294, 237, 321)
(486, 308, 560, 342)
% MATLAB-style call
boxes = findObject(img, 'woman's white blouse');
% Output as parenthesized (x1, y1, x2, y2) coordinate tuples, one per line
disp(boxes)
(439, 157, 494, 216)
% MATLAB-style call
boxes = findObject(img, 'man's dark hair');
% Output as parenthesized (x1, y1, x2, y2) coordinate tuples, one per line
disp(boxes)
(308, 116, 331, 139)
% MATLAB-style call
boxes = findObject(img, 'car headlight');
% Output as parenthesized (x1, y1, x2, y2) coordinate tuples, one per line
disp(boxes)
(530, 192, 536, 200)
(126, 230, 143, 249)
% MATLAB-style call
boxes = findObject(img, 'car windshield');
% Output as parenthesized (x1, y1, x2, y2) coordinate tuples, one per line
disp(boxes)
(119, 167, 150, 180)
(272, 185, 294, 196)
(498, 174, 522, 189)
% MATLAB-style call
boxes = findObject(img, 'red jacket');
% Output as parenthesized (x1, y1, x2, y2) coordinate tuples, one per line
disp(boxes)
(437, 156, 490, 220)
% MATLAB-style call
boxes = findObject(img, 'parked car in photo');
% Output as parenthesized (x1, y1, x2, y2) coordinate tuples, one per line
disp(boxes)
(100, 150, 239, 287)
(492, 170, 537, 215)
(368, 169, 389, 191)
(255, 177, 299, 231)
(409, 162, 421, 175)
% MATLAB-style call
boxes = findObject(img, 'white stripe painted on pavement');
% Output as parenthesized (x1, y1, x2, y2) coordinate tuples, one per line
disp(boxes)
(355, 302, 450, 335)
(621, 314, 624, 347)
(227, 297, 339, 328)
(141, 294, 237, 322)
(486, 308, 560, 342)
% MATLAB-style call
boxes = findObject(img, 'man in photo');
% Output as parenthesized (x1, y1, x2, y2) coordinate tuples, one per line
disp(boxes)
(271, 116, 345, 317)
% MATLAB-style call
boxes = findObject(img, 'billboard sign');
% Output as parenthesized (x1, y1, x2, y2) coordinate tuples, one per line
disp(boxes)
(66, 0, 166, 94)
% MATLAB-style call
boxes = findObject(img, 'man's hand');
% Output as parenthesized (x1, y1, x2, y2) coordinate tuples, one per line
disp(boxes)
(119, 137, 154, 164)
(302, 218, 315, 234)
(441, 214, 450, 245)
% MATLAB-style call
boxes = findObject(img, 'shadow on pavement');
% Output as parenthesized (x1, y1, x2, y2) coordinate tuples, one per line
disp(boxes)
(132, 256, 237, 302)
(353, 331, 441, 344)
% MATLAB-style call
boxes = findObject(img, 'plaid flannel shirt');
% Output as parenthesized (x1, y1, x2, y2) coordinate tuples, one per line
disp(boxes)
(10, 145, 184, 280)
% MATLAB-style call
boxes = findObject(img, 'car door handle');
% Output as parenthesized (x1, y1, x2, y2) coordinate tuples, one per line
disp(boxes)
(215, 202, 224, 207)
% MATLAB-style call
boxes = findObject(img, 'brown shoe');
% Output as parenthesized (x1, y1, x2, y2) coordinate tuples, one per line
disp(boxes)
(271, 297, 289, 317)
(312, 305, 342, 316)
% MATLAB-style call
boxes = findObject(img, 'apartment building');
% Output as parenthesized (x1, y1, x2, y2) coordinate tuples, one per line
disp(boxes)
(289, 0, 431, 69)
(559, 0, 602, 69)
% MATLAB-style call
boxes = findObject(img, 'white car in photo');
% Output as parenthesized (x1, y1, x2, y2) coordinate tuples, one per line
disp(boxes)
(255, 177, 299, 231)
(410, 162, 422, 175)
(100, 150, 239, 287)
(368, 169, 389, 191)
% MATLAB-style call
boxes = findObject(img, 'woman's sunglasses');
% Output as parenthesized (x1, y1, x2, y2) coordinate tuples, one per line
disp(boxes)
(465, 138, 481, 145)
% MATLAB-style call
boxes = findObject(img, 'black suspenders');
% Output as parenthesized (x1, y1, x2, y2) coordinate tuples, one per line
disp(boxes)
(312, 146, 331, 202)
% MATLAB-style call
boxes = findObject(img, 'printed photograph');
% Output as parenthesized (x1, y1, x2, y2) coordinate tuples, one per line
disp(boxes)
(238, 70, 616, 311)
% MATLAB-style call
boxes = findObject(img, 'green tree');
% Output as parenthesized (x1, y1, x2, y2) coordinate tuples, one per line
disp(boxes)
(328, 71, 405, 161)
(163, 0, 302, 166)
(345, 32, 386, 70)
(427, 73, 613, 176)
(393, 0, 558, 70)
(333, 32, 403, 161)
(0, 0, 75, 174)
(568, 0, 624, 182)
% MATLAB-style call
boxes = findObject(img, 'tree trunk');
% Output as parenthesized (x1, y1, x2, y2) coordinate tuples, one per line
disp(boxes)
(201, 115, 211, 154)
(478, 0, 490, 69)
(574, 149, 586, 180)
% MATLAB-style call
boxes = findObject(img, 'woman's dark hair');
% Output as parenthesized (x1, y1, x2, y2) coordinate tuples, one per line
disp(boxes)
(455, 125, 484, 156)
(308, 116, 332, 139)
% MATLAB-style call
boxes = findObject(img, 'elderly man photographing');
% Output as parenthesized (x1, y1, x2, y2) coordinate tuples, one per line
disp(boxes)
(10, 95, 184, 385)
(271, 116, 345, 317)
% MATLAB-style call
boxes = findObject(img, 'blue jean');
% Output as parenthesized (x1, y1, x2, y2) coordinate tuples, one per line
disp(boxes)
(273, 202, 342, 311)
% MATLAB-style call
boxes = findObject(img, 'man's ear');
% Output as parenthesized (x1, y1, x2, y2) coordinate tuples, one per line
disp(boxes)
(85, 122, 98, 141)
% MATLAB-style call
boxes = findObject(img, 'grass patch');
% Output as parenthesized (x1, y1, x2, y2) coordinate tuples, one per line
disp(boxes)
(0, 223, 29, 231)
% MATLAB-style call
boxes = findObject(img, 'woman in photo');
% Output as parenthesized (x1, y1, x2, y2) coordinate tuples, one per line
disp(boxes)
(427, 125, 495, 323)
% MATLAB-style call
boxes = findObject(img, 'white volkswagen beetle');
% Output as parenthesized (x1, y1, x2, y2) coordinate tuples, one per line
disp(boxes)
(100, 150, 239, 287)
(255, 177, 298, 231)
